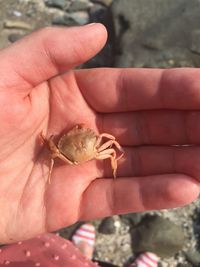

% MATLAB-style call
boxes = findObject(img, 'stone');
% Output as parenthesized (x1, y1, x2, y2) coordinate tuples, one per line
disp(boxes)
(131, 215, 185, 258)
(53, 11, 89, 26)
(52, 15, 68, 25)
(120, 213, 143, 226)
(8, 33, 24, 43)
(13, 10, 22, 17)
(91, 0, 113, 6)
(110, 0, 200, 67)
(177, 264, 193, 267)
(26, 6, 38, 17)
(45, 0, 69, 10)
(3, 20, 33, 30)
(98, 217, 116, 235)
(89, 3, 107, 22)
(68, 0, 91, 12)
(190, 30, 200, 55)
(184, 250, 200, 267)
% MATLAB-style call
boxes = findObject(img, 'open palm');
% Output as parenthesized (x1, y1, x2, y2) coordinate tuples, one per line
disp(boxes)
(0, 24, 199, 244)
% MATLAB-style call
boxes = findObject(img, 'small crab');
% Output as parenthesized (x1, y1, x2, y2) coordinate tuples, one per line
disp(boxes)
(41, 124, 124, 183)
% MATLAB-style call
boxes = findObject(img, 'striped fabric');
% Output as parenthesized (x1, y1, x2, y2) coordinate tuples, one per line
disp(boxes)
(72, 224, 95, 246)
(134, 252, 159, 267)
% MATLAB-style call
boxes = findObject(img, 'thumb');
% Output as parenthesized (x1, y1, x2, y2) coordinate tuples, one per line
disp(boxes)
(0, 23, 107, 92)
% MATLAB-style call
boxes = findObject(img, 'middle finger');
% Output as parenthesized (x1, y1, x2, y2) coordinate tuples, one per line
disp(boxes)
(100, 110, 200, 146)
(104, 145, 200, 179)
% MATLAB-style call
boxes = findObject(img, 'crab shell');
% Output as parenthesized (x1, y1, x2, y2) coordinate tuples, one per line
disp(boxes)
(57, 126, 98, 164)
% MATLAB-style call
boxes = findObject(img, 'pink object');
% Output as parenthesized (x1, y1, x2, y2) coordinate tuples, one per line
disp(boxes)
(0, 233, 98, 266)
(72, 223, 95, 246)
(134, 252, 159, 267)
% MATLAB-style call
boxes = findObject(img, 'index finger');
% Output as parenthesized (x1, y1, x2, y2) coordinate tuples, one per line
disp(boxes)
(75, 68, 200, 112)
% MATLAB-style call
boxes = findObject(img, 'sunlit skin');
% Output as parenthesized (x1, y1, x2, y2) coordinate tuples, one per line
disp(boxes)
(0, 23, 199, 244)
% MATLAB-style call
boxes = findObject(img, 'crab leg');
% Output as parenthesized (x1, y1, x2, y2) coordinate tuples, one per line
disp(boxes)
(48, 158, 54, 184)
(95, 133, 116, 148)
(97, 140, 124, 160)
(96, 149, 118, 178)
(40, 132, 46, 145)
(42, 134, 74, 183)
(46, 151, 74, 182)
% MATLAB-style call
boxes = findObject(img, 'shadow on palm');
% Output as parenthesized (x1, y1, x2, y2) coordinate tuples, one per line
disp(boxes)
(42, 71, 106, 231)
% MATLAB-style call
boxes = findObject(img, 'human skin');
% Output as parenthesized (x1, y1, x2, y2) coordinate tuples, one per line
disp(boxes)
(0, 23, 199, 244)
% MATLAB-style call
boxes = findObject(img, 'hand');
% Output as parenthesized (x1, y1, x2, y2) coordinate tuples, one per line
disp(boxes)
(0, 24, 199, 243)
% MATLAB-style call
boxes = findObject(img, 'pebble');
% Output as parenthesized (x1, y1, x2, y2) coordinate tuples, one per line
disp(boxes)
(8, 33, 24, 43)
(3, 20, 33, 30)
(131, 215, 185, 258)
(91, 0, 113, 6)
(184, 250, 200, 266)
(53, 11, 89, 26)
(13, 10, 22, 17)
(177, 264, 193, 267)
(190, 29, 200, 54)
(68, 0, 92, 12)
(45, 0, 69, 10)
(98, 217, 116, 235)
(120, 213, 143, 226)
(89, 3, 107, 22)
(114, 220, 121, 228)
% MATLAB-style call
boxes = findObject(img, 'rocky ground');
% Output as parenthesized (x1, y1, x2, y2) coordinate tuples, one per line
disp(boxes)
(1, 0, 200, 266)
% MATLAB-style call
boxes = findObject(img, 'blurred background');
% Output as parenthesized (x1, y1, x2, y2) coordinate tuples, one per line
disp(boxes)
(1, 0, 200, 266)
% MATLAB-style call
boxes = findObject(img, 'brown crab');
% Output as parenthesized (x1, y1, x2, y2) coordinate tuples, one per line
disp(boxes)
(41, 124, 124, 183)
